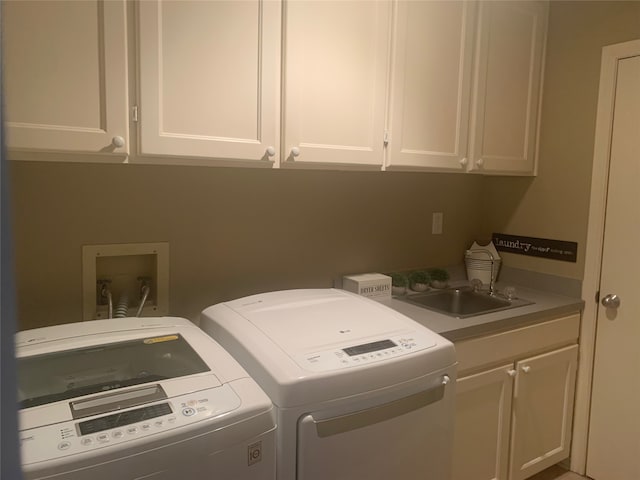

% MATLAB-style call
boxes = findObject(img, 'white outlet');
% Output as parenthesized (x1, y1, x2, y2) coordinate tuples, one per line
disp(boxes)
(432, 212, 443, 235)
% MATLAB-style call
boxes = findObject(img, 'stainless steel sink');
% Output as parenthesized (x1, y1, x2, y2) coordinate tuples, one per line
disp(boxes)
(398, 287, 533, 318)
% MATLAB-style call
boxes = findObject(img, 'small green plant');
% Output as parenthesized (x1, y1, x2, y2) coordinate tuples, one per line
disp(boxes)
(408, 270, 430, 285)
(427, 268, 450, 282)
(389, 272, 409, 287)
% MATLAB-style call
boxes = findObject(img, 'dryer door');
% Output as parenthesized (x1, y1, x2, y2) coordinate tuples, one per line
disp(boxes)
(296, 371, 454, 480)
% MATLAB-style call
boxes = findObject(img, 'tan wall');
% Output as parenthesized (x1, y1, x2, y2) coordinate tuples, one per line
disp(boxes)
(483, 1, 640, 279)
(10, 1, 640, 330)
(9, 162, 484, 329)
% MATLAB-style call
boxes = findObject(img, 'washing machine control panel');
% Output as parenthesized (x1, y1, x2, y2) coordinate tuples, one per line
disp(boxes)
(295, 331, 437, 372)
(19, 384, 241, 466)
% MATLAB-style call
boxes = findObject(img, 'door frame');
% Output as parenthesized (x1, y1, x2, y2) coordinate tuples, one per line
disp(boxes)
(574, 38, 640, 474)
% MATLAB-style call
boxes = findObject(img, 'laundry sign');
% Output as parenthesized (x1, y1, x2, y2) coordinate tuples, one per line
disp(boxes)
(492, 233, 578, 262)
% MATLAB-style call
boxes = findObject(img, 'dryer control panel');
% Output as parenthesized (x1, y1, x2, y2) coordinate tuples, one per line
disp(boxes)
(19, 384, 241, 466)
(294, 331, 437, 372)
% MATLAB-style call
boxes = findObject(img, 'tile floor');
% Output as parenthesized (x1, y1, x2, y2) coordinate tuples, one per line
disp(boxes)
(529, 465, 591, 480)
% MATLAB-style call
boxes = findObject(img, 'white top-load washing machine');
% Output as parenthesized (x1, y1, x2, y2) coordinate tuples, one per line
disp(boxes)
(200, 289, 457, 480)
(16, 317, 276, 480)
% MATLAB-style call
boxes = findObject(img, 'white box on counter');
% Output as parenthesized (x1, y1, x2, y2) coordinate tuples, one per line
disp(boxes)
(342, 273, 392, 301)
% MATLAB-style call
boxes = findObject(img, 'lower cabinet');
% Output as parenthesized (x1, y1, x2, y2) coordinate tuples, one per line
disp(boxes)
(452, 314, 580, 480)
(509, 344, 578, 480)
(453, 363, 514, 480)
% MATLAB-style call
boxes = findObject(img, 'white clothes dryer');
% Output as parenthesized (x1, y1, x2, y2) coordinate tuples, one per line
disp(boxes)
(200, 289, 457, 480)
(16, 317, 276, 480)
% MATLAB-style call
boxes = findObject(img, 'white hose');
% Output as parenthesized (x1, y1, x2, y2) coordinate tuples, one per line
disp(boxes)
(114, 293, 129, 318)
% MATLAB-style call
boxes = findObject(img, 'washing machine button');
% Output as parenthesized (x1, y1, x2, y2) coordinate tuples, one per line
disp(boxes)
(182, 407, 196, 417)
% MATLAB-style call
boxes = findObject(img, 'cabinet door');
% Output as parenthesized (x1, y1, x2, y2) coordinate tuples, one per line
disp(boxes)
(282, 0, 391, 167)
(509, 344, 578, 480)
(469, 1, 548, 175)
(138, 1, 280, 164)
(386, 1, 476, 172)
(3, 0, 129, 156)
(453, 364, 514, 480)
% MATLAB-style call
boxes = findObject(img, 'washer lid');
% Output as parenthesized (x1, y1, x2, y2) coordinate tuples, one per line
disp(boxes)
(225, 289, 419, 355)
(17, 333, 210, 410)
(15, 317, 256, 428)
(204, 290, 456, 407)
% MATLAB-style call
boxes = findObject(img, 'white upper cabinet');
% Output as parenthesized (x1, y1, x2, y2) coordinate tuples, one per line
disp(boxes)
(4, 0, 548, 174)
(137, 0, 281, 165)
(386, 1, 477, 172)
(469, 1, 548, 175)
(3, 0, 129, 157)
(281, 1, 391, 168)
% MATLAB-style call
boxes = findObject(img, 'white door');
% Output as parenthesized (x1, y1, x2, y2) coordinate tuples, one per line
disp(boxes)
(137, 0, 280, 164)
(386, 0, 476, 172)
(282, 0, 390, 167)
(587, 52, 640, 480)
(3, 0, 129, 155)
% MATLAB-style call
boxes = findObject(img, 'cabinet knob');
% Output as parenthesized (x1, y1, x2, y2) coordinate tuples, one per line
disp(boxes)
(476, 158, 484, 168)
(265, 146, 276, 157)
(111, 136, 125, 148)
(521, 365, 531, 373)
(442, 375, 451, 385)
(290, 147, 301, 158)
(459, 158, 468, 167)
(507, 369, 517, 378)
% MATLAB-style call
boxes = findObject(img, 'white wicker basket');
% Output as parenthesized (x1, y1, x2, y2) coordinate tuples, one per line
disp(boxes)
(465, 255, 501, 285)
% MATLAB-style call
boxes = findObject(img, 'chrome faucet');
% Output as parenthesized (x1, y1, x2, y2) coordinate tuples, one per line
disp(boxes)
(465, 249, 496, 295)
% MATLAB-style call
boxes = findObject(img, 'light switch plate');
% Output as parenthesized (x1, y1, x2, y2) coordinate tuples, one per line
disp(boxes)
(432, 212, 443, 235)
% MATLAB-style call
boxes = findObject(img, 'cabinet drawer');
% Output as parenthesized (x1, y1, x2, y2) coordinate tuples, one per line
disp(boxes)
(455, 313, 580, 374)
